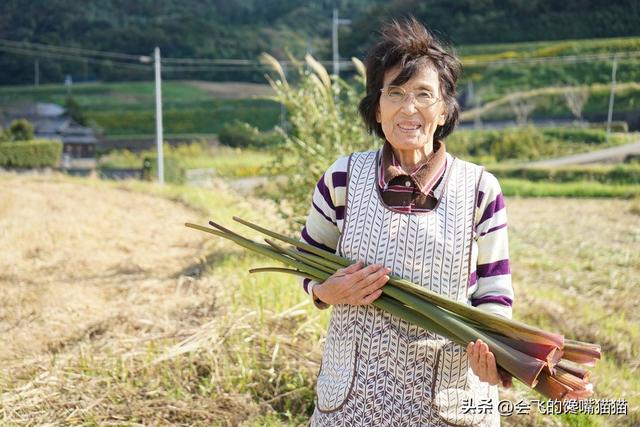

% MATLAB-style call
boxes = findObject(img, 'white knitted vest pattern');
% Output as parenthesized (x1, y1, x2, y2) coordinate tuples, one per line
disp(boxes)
(311, 150, 500, 427)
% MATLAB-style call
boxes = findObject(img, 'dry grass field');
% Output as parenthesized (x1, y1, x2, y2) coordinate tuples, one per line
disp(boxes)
(0, 174, 638, 426)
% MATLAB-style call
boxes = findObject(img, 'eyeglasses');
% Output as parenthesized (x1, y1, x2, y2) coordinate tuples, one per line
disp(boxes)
(380, 85, 441, 108)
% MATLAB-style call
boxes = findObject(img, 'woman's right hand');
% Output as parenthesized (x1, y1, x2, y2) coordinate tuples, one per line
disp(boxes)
(312, 261, 391, 306)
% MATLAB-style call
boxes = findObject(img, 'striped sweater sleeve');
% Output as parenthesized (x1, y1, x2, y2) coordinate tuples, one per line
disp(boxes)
(468, 171, 514, 319)
(299, 156, 349, 309)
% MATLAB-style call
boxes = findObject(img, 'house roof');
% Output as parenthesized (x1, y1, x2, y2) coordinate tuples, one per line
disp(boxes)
(34, 103, 66, 117)
(3, 102, 97, 145)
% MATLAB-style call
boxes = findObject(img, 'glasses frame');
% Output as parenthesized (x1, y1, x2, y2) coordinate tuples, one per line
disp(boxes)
(379, 85, 441, 109)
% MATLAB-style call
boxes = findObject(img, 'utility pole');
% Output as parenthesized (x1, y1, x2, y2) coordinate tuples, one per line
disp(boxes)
(332, 8, 351, 77)
(606, 54, 618, 141)
(64, 74, 72, 95)
(140, 48, 165, 184)
(34, 59, 39, 86)
(154, 47, 165, 185)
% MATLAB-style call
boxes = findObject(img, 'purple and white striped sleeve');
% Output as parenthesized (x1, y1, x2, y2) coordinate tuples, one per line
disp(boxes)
(469, 172, 514, 319)
(300, 156, 349, 309)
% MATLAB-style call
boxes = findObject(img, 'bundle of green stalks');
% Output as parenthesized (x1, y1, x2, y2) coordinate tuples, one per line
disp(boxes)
(185, 217, 601, 400)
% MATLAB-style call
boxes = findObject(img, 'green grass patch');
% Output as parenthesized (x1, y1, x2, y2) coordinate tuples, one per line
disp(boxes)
(98, 143, 275, 178)
(87, 100, 280, 136)
(0, 81, 212, 110)
(500, 179, 640, 198)
(180, 150, 274, 178)
(0, 81, 281, 136)
(458, 37, 640, 100)
(488, 164, 640, 185)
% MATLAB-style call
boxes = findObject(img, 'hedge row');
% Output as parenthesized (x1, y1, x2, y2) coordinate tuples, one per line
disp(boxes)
(0, 139, 62, 167)
(488, 164, 640, 185)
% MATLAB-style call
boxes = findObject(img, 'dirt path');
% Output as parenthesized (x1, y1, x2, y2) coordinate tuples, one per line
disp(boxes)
(526, 140, 640, 167)
(0, 176, 209, 363)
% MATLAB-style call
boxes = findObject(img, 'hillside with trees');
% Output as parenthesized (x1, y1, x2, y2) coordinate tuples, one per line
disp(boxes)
(1, 0, 639, 84)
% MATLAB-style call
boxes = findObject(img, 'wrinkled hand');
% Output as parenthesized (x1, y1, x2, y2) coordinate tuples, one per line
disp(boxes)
(313, 261, 390, 306)
(467, 339, 512, 388)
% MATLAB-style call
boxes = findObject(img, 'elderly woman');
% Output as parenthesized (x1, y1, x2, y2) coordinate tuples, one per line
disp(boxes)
(300, 18, 513, 426)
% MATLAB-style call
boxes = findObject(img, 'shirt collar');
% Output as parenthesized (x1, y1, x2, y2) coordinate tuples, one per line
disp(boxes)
(380, 139, 447, 195)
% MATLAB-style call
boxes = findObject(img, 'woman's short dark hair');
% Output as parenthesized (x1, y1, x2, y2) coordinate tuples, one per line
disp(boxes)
(358, 17, 462, 141)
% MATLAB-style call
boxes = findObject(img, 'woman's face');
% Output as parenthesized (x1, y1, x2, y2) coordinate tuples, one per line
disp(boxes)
(376, 65, 447, 153)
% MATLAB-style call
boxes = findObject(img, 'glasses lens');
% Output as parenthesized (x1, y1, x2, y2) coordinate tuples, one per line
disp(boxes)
(384, 86, 438, 107)
(386, 86, 405, 102)
(415, 92, 437, 107)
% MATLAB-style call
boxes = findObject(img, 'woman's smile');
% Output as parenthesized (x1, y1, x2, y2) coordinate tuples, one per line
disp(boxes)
(397, 121, 422, 132)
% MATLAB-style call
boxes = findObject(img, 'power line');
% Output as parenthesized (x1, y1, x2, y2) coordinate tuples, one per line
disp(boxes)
(463, 50, 640, 66)
(162, 57, 254, 65)
(160, 61, 355, 73)
(161, 56, 354, 70)
(0, 38, 638, 75)
(0, 40, 356, 73)
(0, 38, 142, 61)
(0, 45, 152, 71)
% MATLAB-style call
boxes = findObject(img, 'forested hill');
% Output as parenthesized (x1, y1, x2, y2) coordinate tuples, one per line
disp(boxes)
(1, 0, 639, 85)
(343, 0, 640, 56)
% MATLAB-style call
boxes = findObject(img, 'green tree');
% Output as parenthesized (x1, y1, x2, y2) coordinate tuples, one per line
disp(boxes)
(261, 53, 376, 227)
(8, 119, 35, 141)
(64, 96, 87, 126)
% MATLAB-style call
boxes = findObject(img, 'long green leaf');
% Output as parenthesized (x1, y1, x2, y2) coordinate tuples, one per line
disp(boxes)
(186, 223, 331, 282)
(264, 239, 335, 275)
(382, 285, 546, 387)
(231, 217, 564, 349)
(187, 220, 600, 392)
(249, 267, 318, 281)
(232, 216, 350, 266)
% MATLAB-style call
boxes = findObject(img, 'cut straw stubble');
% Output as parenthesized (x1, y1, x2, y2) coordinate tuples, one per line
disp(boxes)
(185, 217, 601, 400)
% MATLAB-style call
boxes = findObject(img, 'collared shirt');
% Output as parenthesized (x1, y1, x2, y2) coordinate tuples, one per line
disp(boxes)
(300, 144, 513, 317)
(378, 140, 447, 213)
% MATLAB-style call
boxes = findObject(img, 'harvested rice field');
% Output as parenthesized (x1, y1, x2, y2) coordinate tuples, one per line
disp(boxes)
(0, 174, 638, 426)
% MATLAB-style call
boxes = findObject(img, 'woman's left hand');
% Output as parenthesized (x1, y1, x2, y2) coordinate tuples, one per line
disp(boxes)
(467, 339, 512, 388)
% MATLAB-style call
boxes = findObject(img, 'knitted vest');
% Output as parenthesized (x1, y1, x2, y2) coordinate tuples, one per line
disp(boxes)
(311, 150, 499, 427)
